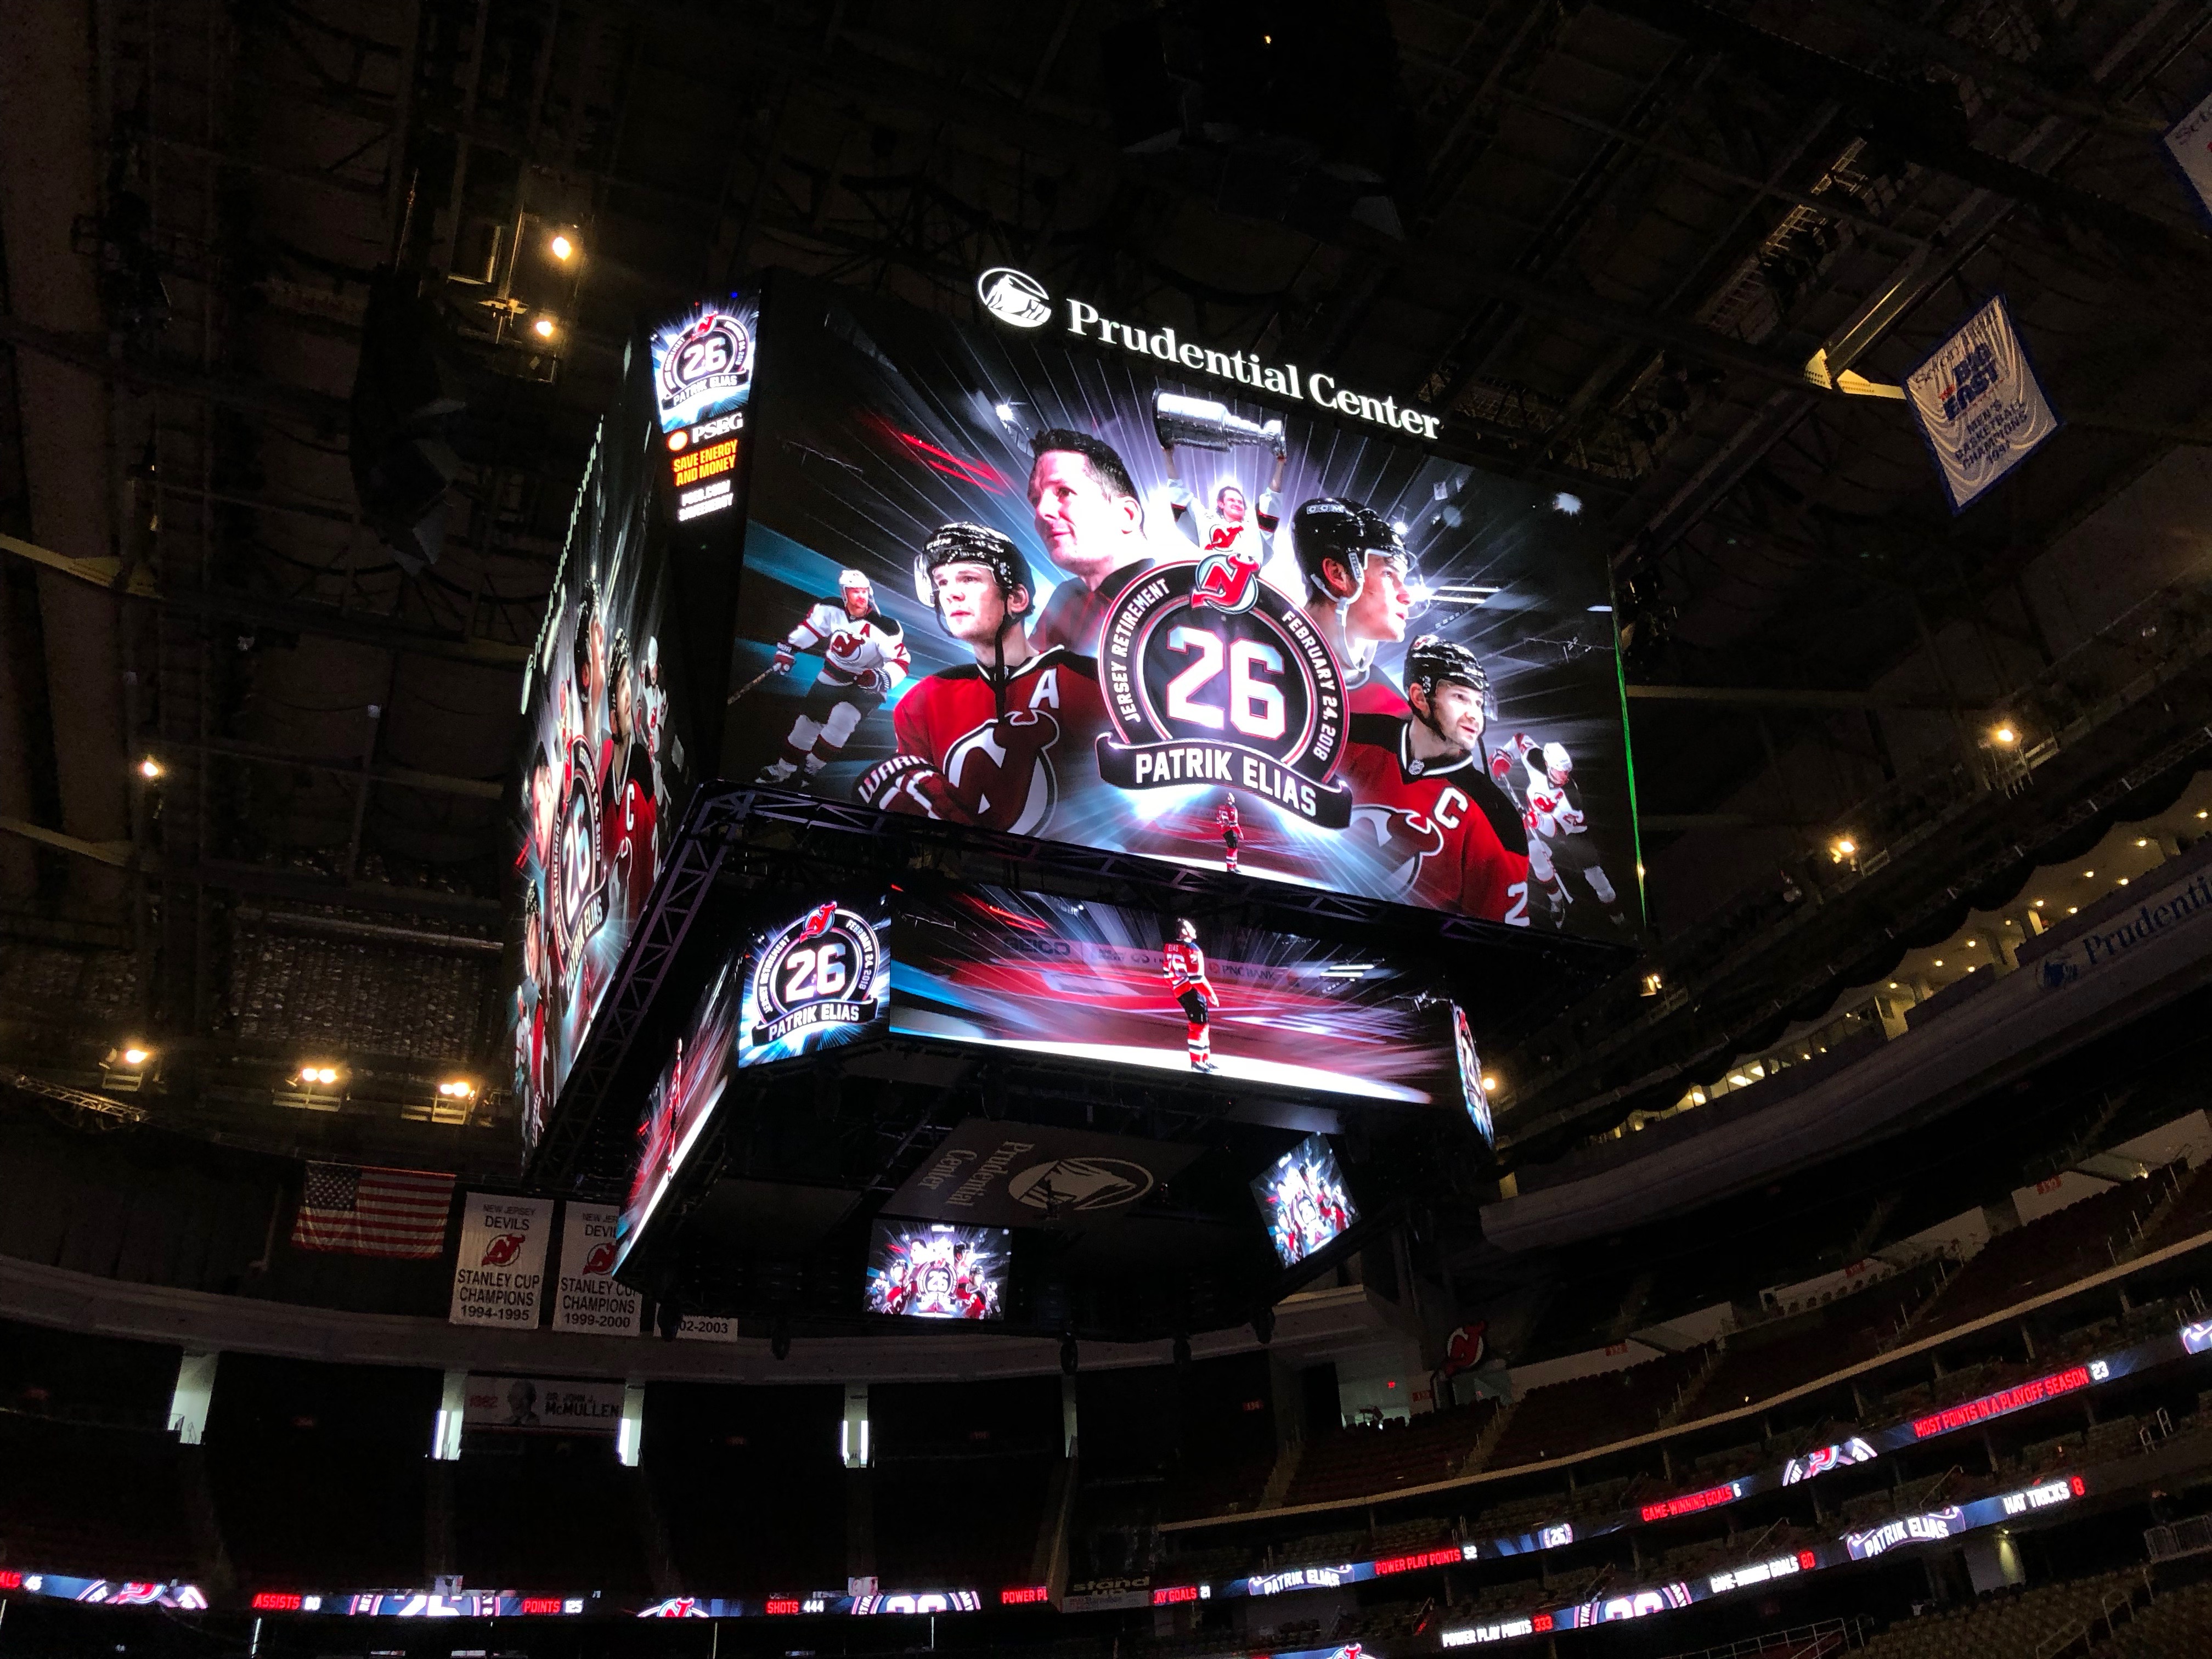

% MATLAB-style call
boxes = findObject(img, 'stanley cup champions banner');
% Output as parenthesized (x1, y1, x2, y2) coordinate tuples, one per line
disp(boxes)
(450, 1193, 556, 1328)
(551, 1201, 642, 1335)
(1904, 295, 2061, 514)
(722, 272, 1639, 944)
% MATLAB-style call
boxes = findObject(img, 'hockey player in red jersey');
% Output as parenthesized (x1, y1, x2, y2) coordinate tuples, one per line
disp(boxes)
(856, 522, 1108, 837)
(1162, 917, 1221, 1073)
(600, 630, 660, 924)
(1289, 499, 1427, 715)
(1339, 635, 1531, 925)
(760, 569, 911, 783)
(1215, 792, 1242, 873)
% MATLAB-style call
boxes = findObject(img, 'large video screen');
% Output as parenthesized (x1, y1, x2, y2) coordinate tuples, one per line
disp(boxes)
(736, 893, 890, 1066)
(891, 887, 1456, 1102)
(1252, 1135, 1358, 1268)
(512, 291, 757, 1147)
(865, 1221, 1011, 1320)
(615, 945, 741, 1272)
(725, 271, 1636, 943)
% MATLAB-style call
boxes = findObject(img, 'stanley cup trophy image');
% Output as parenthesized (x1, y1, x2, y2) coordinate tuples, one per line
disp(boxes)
(1154, 391, 1291, 608)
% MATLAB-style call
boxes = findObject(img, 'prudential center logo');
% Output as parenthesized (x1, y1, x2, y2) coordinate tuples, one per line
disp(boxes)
(978, 267, 1052, 329)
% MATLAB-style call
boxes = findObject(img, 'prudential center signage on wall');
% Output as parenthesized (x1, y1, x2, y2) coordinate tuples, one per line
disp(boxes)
(977, 267, 1444, 442)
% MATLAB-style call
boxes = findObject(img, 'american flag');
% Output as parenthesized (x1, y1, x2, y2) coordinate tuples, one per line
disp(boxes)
(290, 1163, 456, 1259)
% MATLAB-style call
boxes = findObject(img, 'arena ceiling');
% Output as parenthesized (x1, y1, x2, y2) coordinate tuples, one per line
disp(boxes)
(7, 0, 2212, 1161)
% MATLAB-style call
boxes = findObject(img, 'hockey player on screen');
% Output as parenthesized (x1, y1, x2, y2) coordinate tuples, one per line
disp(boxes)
(1027, 430, 1156, 654)
(1340, 635, 1532, 925)
(601, 630, 659, 923)
(1163, 917, 1222, 1074)
(856, 523, 1108, 836)
(759, 569, 911, 784)
(1492, 735, 1626, 928)
(1156, 392, 1288, 606)
(1216, 792, 1242, 873)
(1290, 499, 1427, 715)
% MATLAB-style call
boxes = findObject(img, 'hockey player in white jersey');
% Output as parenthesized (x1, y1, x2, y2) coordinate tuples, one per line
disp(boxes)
(1489, 733, 1624, 927)
(759, 570, 911, 783)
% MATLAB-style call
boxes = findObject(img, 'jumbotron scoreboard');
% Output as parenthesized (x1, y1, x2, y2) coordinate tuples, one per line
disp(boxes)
(515, 266, 1637, 1344)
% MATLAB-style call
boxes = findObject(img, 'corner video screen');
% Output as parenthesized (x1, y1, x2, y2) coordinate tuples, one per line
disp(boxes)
(616, 949, 742, 1273)
(511, 291, 756, 1149)
(1252, 1135, 1357, 1268)
(865, 1221, 1011, 1320)
(1452, 1003, 1494, 1146)
(736, 893, 890, 1066)
(890, 887, 1457, 1102)
(724, 271, 1637, 944)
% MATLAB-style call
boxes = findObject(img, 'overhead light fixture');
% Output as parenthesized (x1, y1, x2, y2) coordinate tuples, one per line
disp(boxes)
(120, 1045, 151, 1066)
(138, 757, 163, 780)
(1990, 724, 2017, 746)
(2118, 877, 2130, 886)
(531, 316, 558, 340)
(298, 1064, 341, 1087)
(2083, 870, 2094, 879)
(1933, 960, 1944, 968)
(1550, 492, 1583, 515)
(549, 232, 577, 262)
(1481, 1075, 1499, 1094)
(437, 1079, 478, 1099)
(2136, 838, 2150, 848)
(1830, 836, 1858, 862)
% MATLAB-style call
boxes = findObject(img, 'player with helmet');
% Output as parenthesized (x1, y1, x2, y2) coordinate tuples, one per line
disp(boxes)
(1162, 917, 1222, 1074)
(1216, 791, 1242, 874)
(759, 568, 911, 785)
(1290, 499, 1427, 714)
(856, 522, 1108, 836)
(1339, 634, 1532, 924)
(1491, 733, 1625, 928)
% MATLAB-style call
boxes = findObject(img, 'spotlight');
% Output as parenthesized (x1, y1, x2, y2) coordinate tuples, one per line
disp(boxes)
(548, 232, 576, 262)
(437, 1079, 477, 1099)
(138, 757, 163, 780)
(1990, 723, 2017, 747)
(298, 1064, 341, 1087)
(1481, 1074, 1499, 1094)
(1830, 836, 1858, 862)
(1639, 972, 1663, 997)
(1550, 492, 1583, 516)
(531, 316, 558, 340)
(120, 1046, 151, 1067)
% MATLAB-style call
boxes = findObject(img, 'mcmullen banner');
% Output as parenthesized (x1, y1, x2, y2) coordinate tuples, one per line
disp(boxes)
(450, 1193, 555, 1328)
(552, 1202, 641, 1335)
(461, 1374, 624, 1435)
(723, 270, 1637, 944)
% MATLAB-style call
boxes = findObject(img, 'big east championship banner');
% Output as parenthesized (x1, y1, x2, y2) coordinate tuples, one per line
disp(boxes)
(552, 1202, 642, 1334)
(511, 291, 755, 1150)
(451, 1193, 555, 1327)
(1904, 295, 2061, 513)
(724, 270, 1637, 943)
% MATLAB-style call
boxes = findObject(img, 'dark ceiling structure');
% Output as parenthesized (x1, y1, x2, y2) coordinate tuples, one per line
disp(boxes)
(7, 0, 2212, 1183)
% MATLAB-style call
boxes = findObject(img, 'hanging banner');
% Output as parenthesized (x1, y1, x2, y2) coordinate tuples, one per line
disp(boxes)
(674, 1313, 742, 1342)
(1903, 295, 2060, 514)
(2162, 89, 2212, 227)
(552, 1203, 643, 1335)
(450, 1193, 556, 1327)
(461, 1374, 625, 1435)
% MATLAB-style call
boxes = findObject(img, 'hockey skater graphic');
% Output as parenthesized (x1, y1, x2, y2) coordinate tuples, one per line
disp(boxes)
(1216, 792, 1242, 873)
(760, 569, 911, 783)
(1341, 635, 1532, 924)
(1026, 430, 1157, 654)
(1492, 735, 1626, 928)
(1163, 917, 1221, 1074)
(1291, 498, 1426, 716)
(857, 522, 1107, 835)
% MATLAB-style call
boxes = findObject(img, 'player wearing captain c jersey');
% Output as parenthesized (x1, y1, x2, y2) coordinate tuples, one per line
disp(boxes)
(1340, 635, 1532, 925)
(760, 569, 910, 783)
(856, 522, 1108, 837)
(1162, 917, 1221, 1074)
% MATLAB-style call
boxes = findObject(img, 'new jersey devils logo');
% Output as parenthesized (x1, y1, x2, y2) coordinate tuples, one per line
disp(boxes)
(799, 901, 838, 940)
(580, 1239, 619, 1277)
(1440, 1321, 1487, 1378)
(747, 901, 884, 1053)
(941, 709, 1063, 836)
(1189, 548, 1262, 614)
(654, 307, 753, 431)
(480, 1233, 527, 1267)
(1348, 804, 1448, 891)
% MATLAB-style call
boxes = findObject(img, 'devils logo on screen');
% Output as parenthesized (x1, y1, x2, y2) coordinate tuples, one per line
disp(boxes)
(747, 902, 883, 1049)
(1095, 562, 1351, 827)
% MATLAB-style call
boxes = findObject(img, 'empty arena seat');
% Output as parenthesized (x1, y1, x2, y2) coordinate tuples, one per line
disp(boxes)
(1917, 1177, 2168, 1332)
(0, 1415, 198, 1581)
(1283, 1400, 1496, 1506)
(1485, 1347, 1711, 1470)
